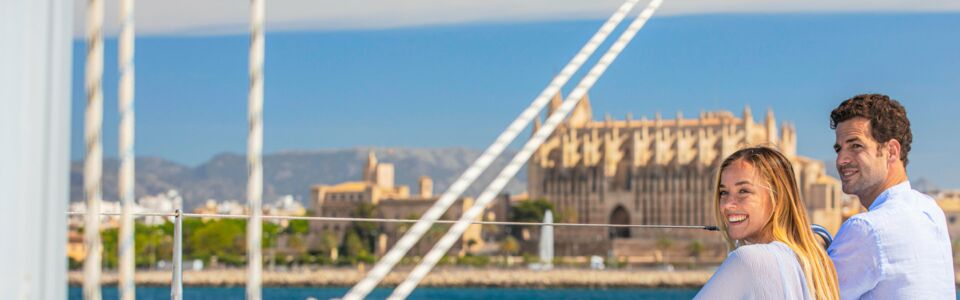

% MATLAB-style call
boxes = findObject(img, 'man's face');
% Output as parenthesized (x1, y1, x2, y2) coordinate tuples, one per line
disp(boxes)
(834, 117, 889, 199)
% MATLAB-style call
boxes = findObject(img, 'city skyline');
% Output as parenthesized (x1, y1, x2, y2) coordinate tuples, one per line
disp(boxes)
(69, 13, 960, 188)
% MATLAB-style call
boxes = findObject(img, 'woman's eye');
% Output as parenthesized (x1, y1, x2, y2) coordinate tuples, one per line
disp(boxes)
(718, 191, 728, 196)
(739, 189, 750, 194)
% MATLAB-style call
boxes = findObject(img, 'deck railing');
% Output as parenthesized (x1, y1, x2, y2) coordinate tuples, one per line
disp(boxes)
(68, 211, 716, 299)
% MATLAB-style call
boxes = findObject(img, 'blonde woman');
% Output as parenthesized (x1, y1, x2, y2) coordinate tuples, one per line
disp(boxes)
(694, 146, 839, 299)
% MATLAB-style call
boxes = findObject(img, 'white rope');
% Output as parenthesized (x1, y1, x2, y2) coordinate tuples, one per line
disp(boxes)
(246, 0, 265, 299)
(117, 0, 136, 298)
(68, 212, 174, 217)
(341, 1, 642, 298)
(66, 211, 717, 230)
(389, 1, 664, 298)
(83, 0, 104, 298)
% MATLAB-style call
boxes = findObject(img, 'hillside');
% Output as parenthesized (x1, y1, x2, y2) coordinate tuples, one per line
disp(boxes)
(70, 148, 527, 209)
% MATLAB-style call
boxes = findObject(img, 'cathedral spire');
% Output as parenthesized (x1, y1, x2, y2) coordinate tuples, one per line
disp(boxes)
(743, 105, 754, 144)
(547, 93, 563, 117)
(364, 150, 378, 182)
(766, 107, 778, 145)
(568, 94, 593, 128)
(533, 117, 542, 136)
(743, 105, 753, 125)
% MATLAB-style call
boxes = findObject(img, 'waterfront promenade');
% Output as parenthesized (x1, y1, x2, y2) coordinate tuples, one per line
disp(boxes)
(69, 268, 714, 288)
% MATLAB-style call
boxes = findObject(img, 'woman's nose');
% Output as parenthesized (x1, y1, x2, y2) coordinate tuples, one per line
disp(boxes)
(720, 200, 736, 212)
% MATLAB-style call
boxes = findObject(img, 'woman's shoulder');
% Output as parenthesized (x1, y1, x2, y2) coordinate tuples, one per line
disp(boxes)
(696, 241, 802, 299)
(727, 241, 795, 268)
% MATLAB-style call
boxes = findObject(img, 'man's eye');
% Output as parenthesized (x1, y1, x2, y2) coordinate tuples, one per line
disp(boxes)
(852, 144, 863, 149)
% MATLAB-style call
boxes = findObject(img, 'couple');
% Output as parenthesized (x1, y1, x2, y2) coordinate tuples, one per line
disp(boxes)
(695, 94, 955, 299)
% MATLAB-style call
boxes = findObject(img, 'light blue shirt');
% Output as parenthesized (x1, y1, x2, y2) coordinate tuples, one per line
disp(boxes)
(828, 181, 955, 299)
(695, 241, 811, 299)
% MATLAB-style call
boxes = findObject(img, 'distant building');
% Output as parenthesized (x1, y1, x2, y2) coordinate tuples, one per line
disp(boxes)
(66, 229, 87, 263)
(68, 201, 123, 229)
(138, 190, 182, 225)
(310, 151, 507, 256)
(193, 199, 247, 222)
(265, 195, 307, 227)
(935, 190, 960, 242)
(840, 194, 865, 222)
(192, 196, 305, 227)
(527, 94, 843, 258)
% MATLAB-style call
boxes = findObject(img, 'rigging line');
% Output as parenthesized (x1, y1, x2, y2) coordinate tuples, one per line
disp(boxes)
(117, 0, 136, 297)
(342, 0, 644, 298)
(246, 0, 266, 299)
(389, 0, 665, 299)
(64, 211, 718, 230)
(83, 0, 105, 297)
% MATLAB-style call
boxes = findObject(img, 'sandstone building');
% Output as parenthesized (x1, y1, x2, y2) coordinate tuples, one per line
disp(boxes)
(311, 151, 506, 256)
(527, 94, 843, 257)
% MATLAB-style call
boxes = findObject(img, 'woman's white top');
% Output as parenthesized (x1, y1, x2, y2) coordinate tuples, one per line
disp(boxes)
(694, 241, 812, 300)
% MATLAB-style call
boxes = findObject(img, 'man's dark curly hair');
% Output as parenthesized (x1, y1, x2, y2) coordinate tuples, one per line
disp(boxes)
(830, 94, 912, 166)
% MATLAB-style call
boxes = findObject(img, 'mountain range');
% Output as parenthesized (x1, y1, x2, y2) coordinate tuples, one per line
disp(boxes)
(70, 148, 527, 210)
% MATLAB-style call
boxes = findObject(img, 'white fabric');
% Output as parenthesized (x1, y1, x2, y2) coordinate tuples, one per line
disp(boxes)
(828, 181, 956, 299)
(695, 241, 812, 300)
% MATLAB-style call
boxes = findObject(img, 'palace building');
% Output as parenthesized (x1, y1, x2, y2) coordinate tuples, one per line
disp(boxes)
(310, 151, 508, 257)
(527, 94, 843, 257)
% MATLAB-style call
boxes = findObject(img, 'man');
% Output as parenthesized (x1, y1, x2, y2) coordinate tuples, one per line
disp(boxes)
(828, 94, 955, 299)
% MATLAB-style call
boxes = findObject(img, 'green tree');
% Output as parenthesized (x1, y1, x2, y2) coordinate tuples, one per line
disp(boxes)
(101, 228, 119, 269)
(396, 213, 420, 236)
(457, 254, 489, 267)
(501, 236, 519, 256)
(466, 238, 478, 249)
(343, 230, 368, 259)
(262, 221, 282, 248)
(274, 219, 310, 261)
(187, 219, 246, 265)
(349, 203, 379, 253)
(320, 232, 339, 256)
(426, 224, 450, 244)
(136, 222, 172, 268)
(285, 219, 310, 235)
(510, 198, 556, 222)
(688, 239, 704, 258)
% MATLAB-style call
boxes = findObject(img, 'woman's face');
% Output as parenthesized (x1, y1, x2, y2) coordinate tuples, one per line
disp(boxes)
(719, 159, 774, 244)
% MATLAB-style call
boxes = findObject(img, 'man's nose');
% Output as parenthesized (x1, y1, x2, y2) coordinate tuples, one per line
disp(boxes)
(836, 150, 851, 167)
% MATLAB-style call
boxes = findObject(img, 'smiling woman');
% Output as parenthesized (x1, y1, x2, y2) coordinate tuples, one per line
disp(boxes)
(695, 146, 839, 300)
(717, 158, 774, 244)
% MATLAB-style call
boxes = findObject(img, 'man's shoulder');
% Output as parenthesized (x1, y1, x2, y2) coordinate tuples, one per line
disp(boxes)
(834, 215, 880, 243)
(841, 213, 878, 230)
(867, 188, 946, 229)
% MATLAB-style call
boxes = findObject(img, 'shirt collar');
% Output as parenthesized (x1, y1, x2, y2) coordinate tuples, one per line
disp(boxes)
(868, 180, 911, 211)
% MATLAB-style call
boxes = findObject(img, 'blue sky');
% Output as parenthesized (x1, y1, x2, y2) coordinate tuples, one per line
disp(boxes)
(71, 12, 960, 188)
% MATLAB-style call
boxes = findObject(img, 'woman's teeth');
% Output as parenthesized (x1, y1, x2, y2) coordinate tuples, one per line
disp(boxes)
(728, 214, 747, 224)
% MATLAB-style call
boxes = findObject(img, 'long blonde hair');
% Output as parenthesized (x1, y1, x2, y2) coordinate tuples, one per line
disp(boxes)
(713, 146, 839, 300)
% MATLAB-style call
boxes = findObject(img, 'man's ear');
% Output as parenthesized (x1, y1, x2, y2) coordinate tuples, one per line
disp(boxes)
(885, 139, 902, 165)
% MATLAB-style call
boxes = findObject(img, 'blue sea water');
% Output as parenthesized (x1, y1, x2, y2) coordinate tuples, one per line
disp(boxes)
(68, 287, 700, 299)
